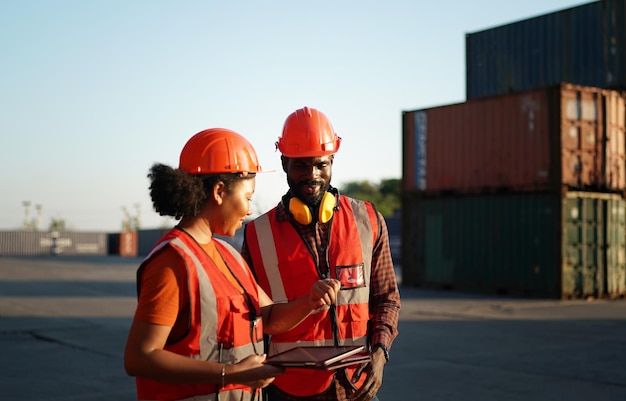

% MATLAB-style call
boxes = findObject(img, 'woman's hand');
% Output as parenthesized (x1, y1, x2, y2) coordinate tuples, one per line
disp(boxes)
(309, 278, 341, 310)
(228, 354, 284, 389)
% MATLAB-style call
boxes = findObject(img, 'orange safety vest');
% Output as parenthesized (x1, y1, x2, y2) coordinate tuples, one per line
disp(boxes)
(135, 229, 264, 401)
(244, 196, 379, 397)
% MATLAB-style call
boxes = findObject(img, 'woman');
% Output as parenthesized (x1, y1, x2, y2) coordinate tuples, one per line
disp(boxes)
(124, 128, 340, 401)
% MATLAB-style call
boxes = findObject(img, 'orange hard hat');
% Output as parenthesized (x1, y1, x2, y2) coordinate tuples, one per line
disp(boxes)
(179, 128, 263, 174)
(276, 107, 342, 157)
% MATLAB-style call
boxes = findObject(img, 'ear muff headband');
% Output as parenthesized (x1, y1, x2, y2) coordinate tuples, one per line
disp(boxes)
(288, 192, 337, 225)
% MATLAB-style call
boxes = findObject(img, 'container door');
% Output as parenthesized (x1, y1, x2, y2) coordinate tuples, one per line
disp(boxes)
(560, 86, 603, 189)
(604, 92, 626, 191)
(605, 197, 626, 296)
(562, 193, 606, 298)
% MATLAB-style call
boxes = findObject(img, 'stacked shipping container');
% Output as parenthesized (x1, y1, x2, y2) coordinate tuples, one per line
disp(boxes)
(465, 0, 626, 100)
(0, 231, 108, 256)
(402, 0, 626, 298)
(403, 84, 626, 194)
(402, 191, 625, 298)
(0, 229, 246, 258)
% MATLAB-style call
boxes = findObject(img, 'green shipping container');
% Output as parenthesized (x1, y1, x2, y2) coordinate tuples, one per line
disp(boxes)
(402, 191, 626, 298)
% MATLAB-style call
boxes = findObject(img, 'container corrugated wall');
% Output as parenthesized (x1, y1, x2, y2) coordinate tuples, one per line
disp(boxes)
(606, 196, 626, 294)
(0, 232, 47, 256)
(108, 231, 138, 256)
(0, 231, 108, 256)
(561, 191, 626, 298)
(466, 0, 626, 99)
(135, 228, 245, 257)
(402, 84, 626, 194)
(402, 190, 626, 299)
(136, 229, 169, 257)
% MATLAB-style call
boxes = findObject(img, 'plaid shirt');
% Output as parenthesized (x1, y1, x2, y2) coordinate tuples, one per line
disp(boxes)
(241, 196, 400, 401)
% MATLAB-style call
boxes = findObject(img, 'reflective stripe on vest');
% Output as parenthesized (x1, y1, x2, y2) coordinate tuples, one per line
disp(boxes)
(169, 237, 259, 364)
(253, 214, 287, 303)
(252, 197, 374, 309)
(247, 197, 379, 397)
(135, 229, 262, 401)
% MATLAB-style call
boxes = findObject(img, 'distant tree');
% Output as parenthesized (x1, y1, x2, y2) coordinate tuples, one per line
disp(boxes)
(339, 179, 401, 217)
(379, 178, 401, 198)
(49, 218, 67, 231)
(122, 205, 142, 231)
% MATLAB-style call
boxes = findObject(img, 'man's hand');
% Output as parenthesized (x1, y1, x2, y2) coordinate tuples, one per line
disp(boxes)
(309, 278, 341, 310)
(349, 347, 386, 401)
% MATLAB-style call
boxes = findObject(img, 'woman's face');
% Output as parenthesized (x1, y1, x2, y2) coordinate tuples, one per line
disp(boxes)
(215, 177, 255, 237)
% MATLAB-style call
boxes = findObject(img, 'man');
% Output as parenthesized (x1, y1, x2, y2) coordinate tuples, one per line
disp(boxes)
(241, 107, 400, 401)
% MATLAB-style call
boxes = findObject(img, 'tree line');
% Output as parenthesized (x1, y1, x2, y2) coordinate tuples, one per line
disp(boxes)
(339, 178, 400, 217)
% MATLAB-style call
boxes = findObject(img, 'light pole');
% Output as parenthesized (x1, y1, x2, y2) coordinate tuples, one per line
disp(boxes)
(35, 204, 42, 231)
(134, 202, 141, 230)
(22, 201, 31, 231)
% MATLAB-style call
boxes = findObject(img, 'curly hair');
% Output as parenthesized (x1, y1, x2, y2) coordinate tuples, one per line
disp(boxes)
(148, 163, 254, 220)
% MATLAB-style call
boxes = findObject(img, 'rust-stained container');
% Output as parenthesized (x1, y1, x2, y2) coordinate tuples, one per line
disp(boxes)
(466, 0, 626, 99)
(0, 231, 108, 256)
(402, 190, 626, 299)
(403, 84, 626, 194)
(119, 231, 138, 256)
(108, 231, 138, 257)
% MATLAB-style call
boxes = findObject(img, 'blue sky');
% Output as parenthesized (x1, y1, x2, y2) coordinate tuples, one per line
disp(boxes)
(1, 0, 587, 232)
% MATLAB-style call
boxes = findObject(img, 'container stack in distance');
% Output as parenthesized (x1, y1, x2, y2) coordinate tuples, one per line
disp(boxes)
(402, 0, 626, 299)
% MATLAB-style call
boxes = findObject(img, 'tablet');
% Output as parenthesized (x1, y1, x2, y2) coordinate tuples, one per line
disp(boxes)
(265, 345, 370, 370)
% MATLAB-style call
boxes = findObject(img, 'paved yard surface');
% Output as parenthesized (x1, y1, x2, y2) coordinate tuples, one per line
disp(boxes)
(1, 256, 625, 401)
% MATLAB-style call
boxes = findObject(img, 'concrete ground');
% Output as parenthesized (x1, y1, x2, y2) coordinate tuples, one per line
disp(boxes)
(0, 256, 625, 401)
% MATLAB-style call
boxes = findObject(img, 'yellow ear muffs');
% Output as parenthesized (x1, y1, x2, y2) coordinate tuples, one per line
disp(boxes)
(288, 192, 337, 225)
(318, 191, 337, 223)
(288, 197, 313, 225)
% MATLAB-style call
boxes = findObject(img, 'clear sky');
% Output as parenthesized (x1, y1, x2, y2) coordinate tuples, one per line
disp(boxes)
(1, 0, 588, 232)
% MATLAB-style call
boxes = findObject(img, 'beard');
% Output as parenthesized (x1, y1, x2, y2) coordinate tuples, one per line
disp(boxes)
(287, 177, 331, 207)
